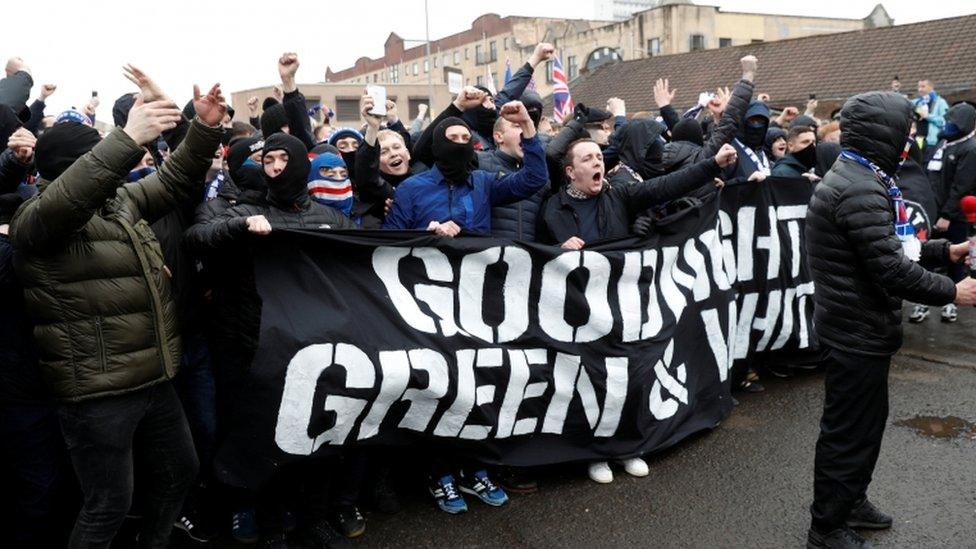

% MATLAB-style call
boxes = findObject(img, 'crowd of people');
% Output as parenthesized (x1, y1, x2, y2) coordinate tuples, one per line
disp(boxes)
(1, 44, 975, 549)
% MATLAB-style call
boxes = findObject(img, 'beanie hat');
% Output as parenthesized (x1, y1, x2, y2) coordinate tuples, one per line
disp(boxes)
(113, 93, 137, 127)
(327, 127, 364, 146)
(55, 109, 93, 127)
(260, 103, 288, 138)
(307, 152, 352, 216)
(35, 122, 102, 180)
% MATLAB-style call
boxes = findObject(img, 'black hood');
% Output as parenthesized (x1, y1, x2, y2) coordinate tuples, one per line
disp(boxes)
(815, 141, 842, 178)
(35, 122, 102, 181)
(262, 133, 311, 210)
(432, 117, 476, 185)
(261, 103, 288, 139)
(671, 118, 704, 146)
(520, 91, 544, 129)
(611, 118, 666, 178)
(939, 102, 976, 140)
(113, 93, 137, 127)
(737, 100, 770, 150)
(657, 140, 701, 174)
(764, 127, 787, 158)
(227, 137, 267, 193)
(839, 92, 912, 175)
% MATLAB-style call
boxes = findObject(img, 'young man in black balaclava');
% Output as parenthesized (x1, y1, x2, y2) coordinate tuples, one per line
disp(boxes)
(727, 99, 772, 184)
(185, 131, 360, 545)
(772, 126, 819, 180)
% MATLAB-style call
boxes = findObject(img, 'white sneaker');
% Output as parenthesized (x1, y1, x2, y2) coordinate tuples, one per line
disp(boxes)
(618, 457, 649, 477)
(908, 304, 929, 323)
(942, 303, 958, 323)
(587, 461, 613, 484)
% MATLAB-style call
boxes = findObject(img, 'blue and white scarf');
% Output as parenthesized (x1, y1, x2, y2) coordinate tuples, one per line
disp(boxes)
(839, 142, 920, 261)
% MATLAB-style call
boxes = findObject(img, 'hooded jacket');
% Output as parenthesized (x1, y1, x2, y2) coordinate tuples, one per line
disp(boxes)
(9, 119, 223, 401)
(607, 119, 667, 187)
(805, 91, 956, 357)
(726, 100, 771, 181)
(929, 103, 976, 221)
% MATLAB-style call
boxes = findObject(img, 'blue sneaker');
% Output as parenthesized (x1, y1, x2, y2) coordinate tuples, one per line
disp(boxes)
(232, 508, 259, 544)
(429, 475, 468, 514)
(460, 470, 509, 506)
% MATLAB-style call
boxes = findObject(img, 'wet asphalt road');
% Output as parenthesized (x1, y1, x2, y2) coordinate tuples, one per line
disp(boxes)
(177, 306, 975, 548)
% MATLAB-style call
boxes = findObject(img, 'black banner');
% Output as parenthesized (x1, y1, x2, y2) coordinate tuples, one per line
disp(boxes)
(216, 180, 815, 489)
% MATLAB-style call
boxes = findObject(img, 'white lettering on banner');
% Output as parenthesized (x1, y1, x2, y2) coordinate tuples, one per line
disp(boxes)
(458, 246, 532, 343)
(539, 251, 614, 343)
(649, 340, 687, 420)
(273, 345, 633, 452)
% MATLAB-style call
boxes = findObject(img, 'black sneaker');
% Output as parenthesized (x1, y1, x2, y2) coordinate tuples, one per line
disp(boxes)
(305, 518, 352, 549)
(330, 505, 366, 538)
(807, 526, 872, 549)
(847, 499, 892, 530)
(174, 511, 218, 543)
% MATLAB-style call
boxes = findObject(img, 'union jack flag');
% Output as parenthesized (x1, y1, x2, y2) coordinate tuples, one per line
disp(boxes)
(552, 56, 574, 123)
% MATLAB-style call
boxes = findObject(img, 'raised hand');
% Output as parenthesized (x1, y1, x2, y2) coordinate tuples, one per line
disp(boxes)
(653, 78, 676, 108)
(123, 94, 182, 145)
(247, 96, 259, 114)
(385, 100, 399, 124)
(607, 97, 625, 117)
(452, 86, 487, 112)
(278, 52, 299, 92)
(40, 84, 57, 100)
(193, 84, 228, 127)
(740, 55, 757, 80)
(499, 101, 536, 138)
(529, 42, 556, 67)
(361, 94, 381, 129)
(123, 64, 168, 103)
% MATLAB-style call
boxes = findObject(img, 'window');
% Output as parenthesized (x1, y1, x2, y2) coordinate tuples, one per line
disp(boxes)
(546, 60, 554, 83)
(489, 41, 497, 62)
(646, 37, 660, 56)
(372, 74, 378, 83)
(335, 98, 360, 121)
(689, 34, 705, 51)
(433, 56, 438, 68)
(750, 39, 764, 44)
(465, 47, 469, 60)
(443, 54, 449, 67)
(390, 65, 399, 83)
(567, 55, 578, 80)
(424, 59, 429, 72)
(719, 37, 732, 48)
(491, 72, 498, 87)
(453, 50, 460, 64)
(475, 45, 484, 64)
(476, 75, 484, 86)
(413, 62, 418, 75)
(504, 37, 510, 50)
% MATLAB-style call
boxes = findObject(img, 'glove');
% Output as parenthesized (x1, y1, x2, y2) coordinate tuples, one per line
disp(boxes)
(632, 213, 654, 238)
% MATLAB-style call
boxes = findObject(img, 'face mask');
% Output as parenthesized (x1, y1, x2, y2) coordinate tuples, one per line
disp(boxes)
(242, 157, 260, 169)
(262, 133, 312, 210)
(220, 129, 234, 147)
(308, 176, 353, 217)
(432, 117, 476, 185)
(743, 120, 768, 149)
(793, 144, 817, 170)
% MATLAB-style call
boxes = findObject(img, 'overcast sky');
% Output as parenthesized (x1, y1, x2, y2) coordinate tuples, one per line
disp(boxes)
(8, 0, 973, 119)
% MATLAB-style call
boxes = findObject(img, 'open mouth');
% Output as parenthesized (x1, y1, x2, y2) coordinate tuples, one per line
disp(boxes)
(592, 171, 602, 182)
(390, 158, 404, 168)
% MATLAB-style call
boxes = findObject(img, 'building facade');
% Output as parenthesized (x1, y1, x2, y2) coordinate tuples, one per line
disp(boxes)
(322, 2, 891, 102)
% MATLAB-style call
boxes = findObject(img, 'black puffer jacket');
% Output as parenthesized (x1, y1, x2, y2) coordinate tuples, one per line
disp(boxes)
(805, 92, 956, 357)
(482, 148, 548, 241)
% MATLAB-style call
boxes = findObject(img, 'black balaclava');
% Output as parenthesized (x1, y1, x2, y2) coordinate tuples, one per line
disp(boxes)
(520, 91, 544, 129)
(792, 143, 817, 170)
(261, 103, 288, 139)
(0, 105, 21, 150)
(672, 119, 704, 146)
(432, 117, 476, 185)
(462, 86, 498, 143)
(113, 93, 137, 127)
(228, 137, 267, 193)
(35, 122, 102, 181)
(262, 133, 311, 210)
(739, 100, 771, 150)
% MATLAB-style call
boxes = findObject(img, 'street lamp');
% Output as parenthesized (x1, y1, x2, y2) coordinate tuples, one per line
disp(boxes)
(399, 0, 434, 118)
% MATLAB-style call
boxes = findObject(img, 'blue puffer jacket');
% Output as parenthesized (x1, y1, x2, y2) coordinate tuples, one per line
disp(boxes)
(480, 148, 548, 241)
(383, 135, 547, 234)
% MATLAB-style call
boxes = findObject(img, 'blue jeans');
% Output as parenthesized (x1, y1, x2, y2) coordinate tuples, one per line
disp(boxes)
(58, 381, 198, 549)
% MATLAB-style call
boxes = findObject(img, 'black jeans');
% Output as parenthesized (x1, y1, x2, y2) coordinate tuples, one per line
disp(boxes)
(0, 400, 75, 548)
(58, 381, 199, 549)
(810, 346, 890, 532)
